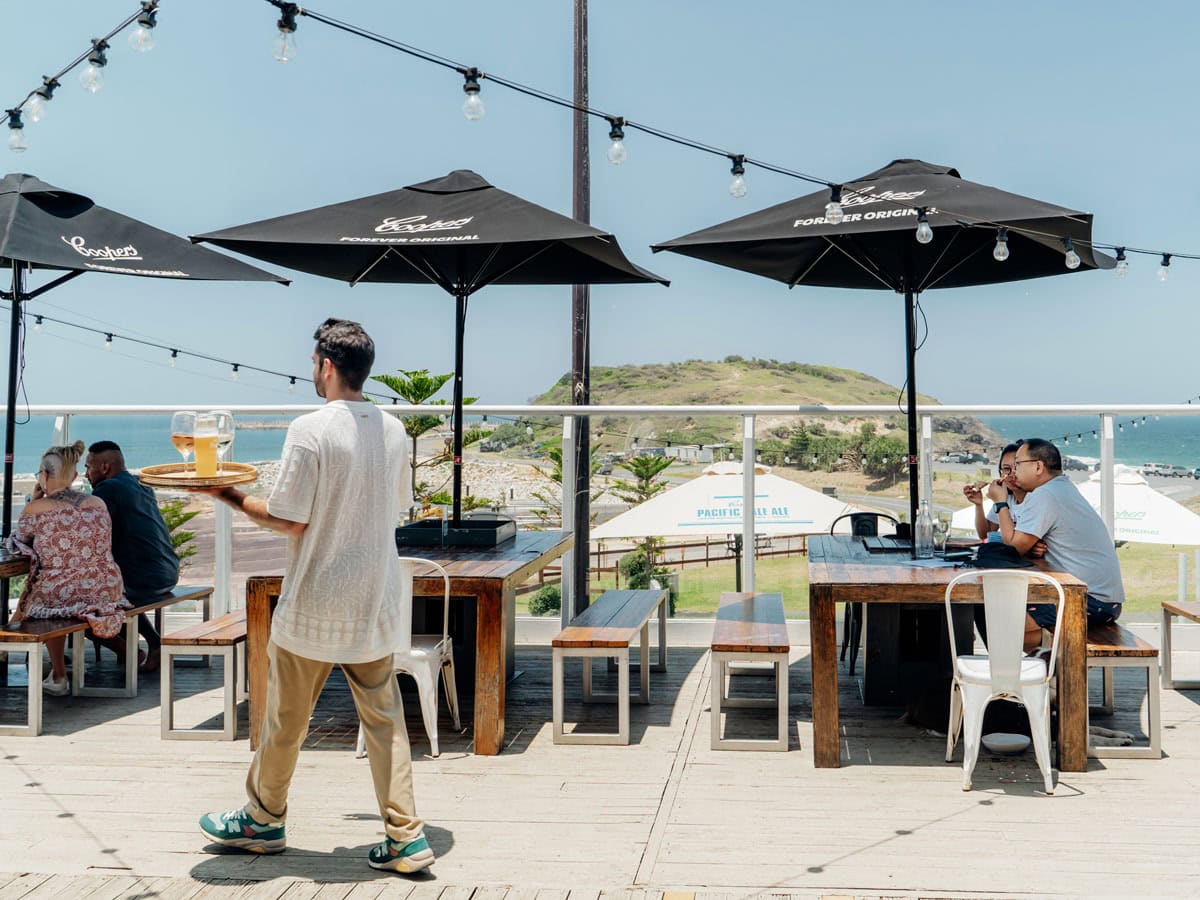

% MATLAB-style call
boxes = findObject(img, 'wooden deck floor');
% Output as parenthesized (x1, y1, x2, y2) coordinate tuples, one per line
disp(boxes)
(3, 627, 1200, 899)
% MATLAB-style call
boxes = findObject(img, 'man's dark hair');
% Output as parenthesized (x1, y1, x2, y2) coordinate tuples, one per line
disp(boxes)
(1023, 438, 1062, 473)
(998, 439, 1024, 474)
(88, 440, 126, 469)
(313, 318, 374, 391)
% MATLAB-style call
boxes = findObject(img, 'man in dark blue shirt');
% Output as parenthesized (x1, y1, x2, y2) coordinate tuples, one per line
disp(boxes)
(85, 440, 180, 672)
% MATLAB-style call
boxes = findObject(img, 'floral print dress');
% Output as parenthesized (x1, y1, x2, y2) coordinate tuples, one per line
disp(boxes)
(11, 489, 128, 638)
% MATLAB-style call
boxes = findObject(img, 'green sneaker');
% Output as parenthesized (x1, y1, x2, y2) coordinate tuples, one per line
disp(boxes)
(199, 808, 286, 854)
(367, 835, 435, 873)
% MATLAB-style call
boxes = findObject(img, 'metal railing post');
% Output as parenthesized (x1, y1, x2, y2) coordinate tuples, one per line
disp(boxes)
(742, 415, 755, 593)
(1100, 414, 1115, 537)
(213, 500, 232, 615)
(51, 414, 71, 447)
(920, 414, 933, 510)
(560, 416, 576, 628)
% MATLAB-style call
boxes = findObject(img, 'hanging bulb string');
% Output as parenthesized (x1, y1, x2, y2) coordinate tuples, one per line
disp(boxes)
(1, 2, 157, 129)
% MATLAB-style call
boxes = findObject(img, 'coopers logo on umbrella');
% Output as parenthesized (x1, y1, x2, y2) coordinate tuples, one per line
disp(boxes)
(61, 235, 142, 261)
(792, 187, 933, 229)
(338, 215, 480, 244)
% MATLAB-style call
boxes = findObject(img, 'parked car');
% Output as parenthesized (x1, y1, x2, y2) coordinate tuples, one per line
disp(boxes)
(1061, 456, 1090, 471)
(1141, 462, 1165, 477)
(1163, 464, 1193, 478)
(937, 452, 965, 463)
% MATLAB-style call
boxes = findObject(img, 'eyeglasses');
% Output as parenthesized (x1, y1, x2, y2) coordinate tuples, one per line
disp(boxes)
(999, 466, 1015, 476)
(1011, 458, 1039, 469)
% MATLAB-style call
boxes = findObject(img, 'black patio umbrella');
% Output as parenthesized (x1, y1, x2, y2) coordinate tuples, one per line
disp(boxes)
(194, 169, 668, 524)
(653, 158, 1113, 534)
(0, 172, 287, 620)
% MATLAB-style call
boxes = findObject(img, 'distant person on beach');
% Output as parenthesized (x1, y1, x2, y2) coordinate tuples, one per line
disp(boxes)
(987, 437, 1125, 650)
(8, 441, 128, 695)
(85, 440, 179, 673)
(197, 318, 433, 874)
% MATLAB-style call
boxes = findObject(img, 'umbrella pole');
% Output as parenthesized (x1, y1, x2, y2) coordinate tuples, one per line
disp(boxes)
(2, 264, 23, 623)
(904, 284, 920, 555)
(451, 292, 467, 526)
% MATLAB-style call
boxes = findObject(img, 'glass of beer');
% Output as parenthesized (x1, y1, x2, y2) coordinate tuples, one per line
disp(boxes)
(170, 410, 197, 471)
(193, 413, 219, 478)
(211, 410, 235, 474)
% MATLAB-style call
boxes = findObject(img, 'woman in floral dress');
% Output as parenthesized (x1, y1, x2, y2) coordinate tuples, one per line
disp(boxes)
(9, 441, 127, 695)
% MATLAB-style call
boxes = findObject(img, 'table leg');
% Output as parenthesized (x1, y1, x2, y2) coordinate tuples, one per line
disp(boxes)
(246, 579, 274, 752)
(1057, 589, 1088, 772)
(473, 581, 509, 755)
(810, 584, 840, 767)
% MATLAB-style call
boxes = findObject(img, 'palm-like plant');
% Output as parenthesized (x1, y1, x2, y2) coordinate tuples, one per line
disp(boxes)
(609, 455, 674, 582)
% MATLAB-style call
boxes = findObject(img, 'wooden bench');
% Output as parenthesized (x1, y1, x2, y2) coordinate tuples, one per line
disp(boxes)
(161, 608, 247, 741)
(711, 592, 790, 752)
(1086, 620, 1161, 759)
(0, 585, 214, 736)
(551, 588, 668, 745)
(1160, 600, 1200, 691)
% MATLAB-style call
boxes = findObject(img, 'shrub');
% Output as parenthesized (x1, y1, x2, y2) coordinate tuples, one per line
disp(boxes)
(529, 584, 561, 617)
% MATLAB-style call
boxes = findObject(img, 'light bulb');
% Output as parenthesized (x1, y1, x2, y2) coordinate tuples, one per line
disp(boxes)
(1064, 249, 1080, 269)
(79, 64, 105, 94)
(1157, 254, 1171, 283)
(26, 94, 47, 123)
(288, 378, 296, 394)
(7, 123, 26, 154)
(104, 333, 113, 351)
(33, 316, 42, 333)
(993, 228, 1009, 261)
(825, 185, 844, 224)
(915, 211, 933, 244)
(1116, 257, 1129, 277)
(129, 24, 155, 52)
(272, 28, 298, 62)
(169, 353, 177, 368)
(607, 138, 627, 165)
(231, 365, 239, 382)
(462, 92, 485, 121)
(729, 173, 747, 199)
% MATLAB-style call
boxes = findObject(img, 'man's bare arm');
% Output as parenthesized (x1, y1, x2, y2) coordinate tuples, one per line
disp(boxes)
(202, 486, 307, 538)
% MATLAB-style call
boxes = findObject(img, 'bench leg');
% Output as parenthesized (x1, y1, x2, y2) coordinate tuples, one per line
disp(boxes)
(1102, 666, 1115, 715)
(0, 641, 42, 736)
(1088, 657, 1162, 759)
(161, 643, 240, 741)
(711, 651, 789, 751)
(654, 597, 668, 673)
(638, 623, 650, 704)
(74, 619, 138, 699)
(553, 647, 634, 745)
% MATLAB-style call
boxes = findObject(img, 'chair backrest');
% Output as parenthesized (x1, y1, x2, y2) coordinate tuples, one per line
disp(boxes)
(830, 511, 899, 537)
(944, 569, 1065, 692)
(397, 556, 452, 647)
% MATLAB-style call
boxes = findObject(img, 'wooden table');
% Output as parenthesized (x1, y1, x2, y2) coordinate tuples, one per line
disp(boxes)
(246, 530, 573, 756)
(0, 549, 31, 620)
(807, 535, 1089, 771)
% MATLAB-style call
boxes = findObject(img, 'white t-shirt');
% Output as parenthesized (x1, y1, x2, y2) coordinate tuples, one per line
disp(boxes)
(986, 494, 1027, 527)
(267, 400, 413, 663)
(1014, 475, 1125, 606)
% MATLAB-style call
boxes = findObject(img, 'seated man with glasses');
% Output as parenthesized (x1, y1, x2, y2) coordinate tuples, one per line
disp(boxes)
(986, 437, 1125, 651)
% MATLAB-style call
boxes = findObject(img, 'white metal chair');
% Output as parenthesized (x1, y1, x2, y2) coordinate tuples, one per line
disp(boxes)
(943, 569, 1064, 795)
(356, 557, 461, 758)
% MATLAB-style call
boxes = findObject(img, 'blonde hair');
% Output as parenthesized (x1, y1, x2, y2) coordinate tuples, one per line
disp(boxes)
(40, 440, 86, 480)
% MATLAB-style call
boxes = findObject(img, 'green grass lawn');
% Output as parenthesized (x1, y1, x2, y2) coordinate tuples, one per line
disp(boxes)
(519, 543, 1187, 620)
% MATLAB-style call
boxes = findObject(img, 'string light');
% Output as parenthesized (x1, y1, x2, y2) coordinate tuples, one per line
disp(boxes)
(1114, 247, 1128, 277)
(288, 376, 297, 394)
(825, 185, 844, 225)
(79, 39, 109, 94)
(128, 2, 158, 52)
(6, 109, 26, 153)
(104, 332, 113, 351)
(26, 77, 57, 123)
(1158, 253, 1171, 283)
(461, 66, 485, 121)
(1063, 237, 1081, 269)
(230, 363, 240, 382)
(33, 315, 43, 333)
(169, 348, 178, 368)
(993, 227, 1009, 261)
(272, 2, 299, 62)
(606, 117, 627, 165)
(915, 208, 933, 244)
(728, 154, 747, 199)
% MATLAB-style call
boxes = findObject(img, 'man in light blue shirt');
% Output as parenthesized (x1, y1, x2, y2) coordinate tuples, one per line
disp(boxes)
(987, 438, 1124, 651)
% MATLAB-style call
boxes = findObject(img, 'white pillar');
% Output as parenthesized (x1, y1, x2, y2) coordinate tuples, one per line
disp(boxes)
(1099, 415, 1115, 538)
(560, 416, 576, 629)
(51, 414, 70, 447)
(1179, 553, 1188, 604)
(920, 414, 933, 509)
(742, 415, 755, 593)
(214, 500, 232, 615)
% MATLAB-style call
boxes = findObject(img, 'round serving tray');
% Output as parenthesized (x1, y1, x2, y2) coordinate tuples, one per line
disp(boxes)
(138, 461, 258, 489)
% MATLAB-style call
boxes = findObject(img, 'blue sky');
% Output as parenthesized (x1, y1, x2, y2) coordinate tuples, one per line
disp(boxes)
(2, 0, 1197, 409)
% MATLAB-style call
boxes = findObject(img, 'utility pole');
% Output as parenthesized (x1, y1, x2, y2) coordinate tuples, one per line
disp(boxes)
(570, 0, 591, 615)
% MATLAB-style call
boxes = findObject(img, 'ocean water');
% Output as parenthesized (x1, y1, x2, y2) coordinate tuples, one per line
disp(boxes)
(8, 414, 290, 477)
(981, 415, 1200, 469)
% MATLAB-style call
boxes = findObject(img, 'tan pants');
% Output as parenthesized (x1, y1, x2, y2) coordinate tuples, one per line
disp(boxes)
(244, 641, 424, 843)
